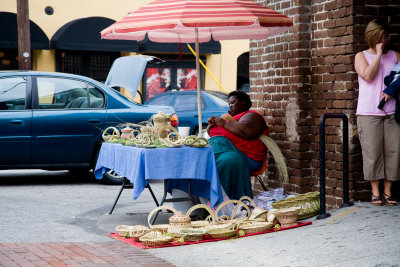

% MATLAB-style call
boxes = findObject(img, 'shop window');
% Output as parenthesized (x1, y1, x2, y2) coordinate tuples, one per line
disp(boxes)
(0, 49, 19, 70)
(57, 51, 119, 82)
(237, 52, 249, 91)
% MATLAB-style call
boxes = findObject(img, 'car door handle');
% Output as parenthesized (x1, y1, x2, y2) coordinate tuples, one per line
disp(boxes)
(9, 119, 25, 125)
(88, 119, 103, 124)
(194, 115, 198, 118)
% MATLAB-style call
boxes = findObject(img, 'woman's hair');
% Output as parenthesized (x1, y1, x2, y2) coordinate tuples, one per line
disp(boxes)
(228, 90, 252, 110)
(364, 19, 389, 48)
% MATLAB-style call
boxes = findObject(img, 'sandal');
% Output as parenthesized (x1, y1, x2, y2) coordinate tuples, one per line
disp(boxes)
(371, 194, 383, 206)
(382, 193, 397, 206)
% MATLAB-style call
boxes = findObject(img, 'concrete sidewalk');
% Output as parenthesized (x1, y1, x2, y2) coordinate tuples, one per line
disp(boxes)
(2, 202, 399, 267)
(147, 202, 400, 267)
(1, 175, 399, 267)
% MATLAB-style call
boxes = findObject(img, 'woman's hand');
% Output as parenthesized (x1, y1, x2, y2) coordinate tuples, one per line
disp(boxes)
(382, 92, 391, 102)
(376, 42, 384, 56)
(208, 116, 226, 128)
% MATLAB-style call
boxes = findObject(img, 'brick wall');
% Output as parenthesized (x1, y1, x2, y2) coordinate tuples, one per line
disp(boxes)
(250, 0, 400, 209)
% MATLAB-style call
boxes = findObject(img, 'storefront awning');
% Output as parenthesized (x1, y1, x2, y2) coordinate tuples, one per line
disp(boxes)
(50, 17, 139, 52)
(0, 12, 49, 49)
(50, 17, 220, 54)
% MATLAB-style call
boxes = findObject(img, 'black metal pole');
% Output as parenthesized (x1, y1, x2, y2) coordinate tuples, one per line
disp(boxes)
(317, 113, 353, 220)
(317, 113, 331, 219)
(340, 115, 353, 208)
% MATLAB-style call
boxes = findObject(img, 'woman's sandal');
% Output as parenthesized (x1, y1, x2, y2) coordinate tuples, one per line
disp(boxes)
(371, 194, 383, 206)
(382, 193, 397, 206)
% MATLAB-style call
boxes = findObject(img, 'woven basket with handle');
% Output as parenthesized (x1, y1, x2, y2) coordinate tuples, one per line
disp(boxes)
(139, 229, 174, 247)
(186, 204, 216, 228)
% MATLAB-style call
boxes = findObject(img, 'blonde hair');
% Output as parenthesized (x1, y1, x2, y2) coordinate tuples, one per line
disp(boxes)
(364, 19, 389, 48)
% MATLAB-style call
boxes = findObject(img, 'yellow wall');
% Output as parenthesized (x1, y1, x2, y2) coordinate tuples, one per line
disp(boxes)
(1, 0, 249, 95)
(205, 40, 249, 93)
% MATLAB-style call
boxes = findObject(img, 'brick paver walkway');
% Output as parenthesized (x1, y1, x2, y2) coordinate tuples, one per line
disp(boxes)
(0, 242, 174, 267)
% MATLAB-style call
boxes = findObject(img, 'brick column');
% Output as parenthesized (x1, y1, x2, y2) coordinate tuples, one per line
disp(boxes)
(250, 0, 400, 209)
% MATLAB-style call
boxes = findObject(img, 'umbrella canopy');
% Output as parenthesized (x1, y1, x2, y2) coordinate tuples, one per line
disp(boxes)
(101, 0, 293, 136)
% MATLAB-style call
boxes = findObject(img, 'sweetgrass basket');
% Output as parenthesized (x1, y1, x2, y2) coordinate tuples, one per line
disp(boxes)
(272, 192, 320, 220)
(215, 199, 251, 223)
(239, 196, 269, 221)
(115, 225, 150, 240)
(178, 228, 207, 242)
(147, 206, 177, 233)
(207, 223, 239, 239)
(139, 229, 174, 247)
(238, 221, 274, 235)
(186, 204, 216, 228)
(274, 207, 301, 228)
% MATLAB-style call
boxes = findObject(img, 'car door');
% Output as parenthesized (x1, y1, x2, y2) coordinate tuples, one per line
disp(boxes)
(173, 92, 205, 132)
(0, 76, 32, 165)
(31, 76, 106, 165)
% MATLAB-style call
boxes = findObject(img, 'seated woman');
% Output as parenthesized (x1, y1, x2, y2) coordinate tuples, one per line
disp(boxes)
(207, 91, 268, 200)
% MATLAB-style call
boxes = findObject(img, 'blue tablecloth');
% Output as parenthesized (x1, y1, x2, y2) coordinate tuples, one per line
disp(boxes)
(94, 143, 224, 208)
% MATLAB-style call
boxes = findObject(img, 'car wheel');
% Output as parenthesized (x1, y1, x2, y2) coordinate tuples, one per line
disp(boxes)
(101, 170, 125, 185)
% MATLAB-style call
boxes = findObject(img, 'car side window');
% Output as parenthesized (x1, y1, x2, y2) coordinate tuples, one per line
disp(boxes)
(174, 94, 204, 112)
(0, 77, 26, 110)
(147, 94, 174, 106)
(88, 85, 105, 108)
(37, 77, 88, 109)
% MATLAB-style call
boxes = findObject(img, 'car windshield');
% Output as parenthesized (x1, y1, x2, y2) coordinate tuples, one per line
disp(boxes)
(207, 92, 228, 107)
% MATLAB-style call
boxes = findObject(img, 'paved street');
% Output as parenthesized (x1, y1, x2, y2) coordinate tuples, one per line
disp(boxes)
(0, 170, 399, 267)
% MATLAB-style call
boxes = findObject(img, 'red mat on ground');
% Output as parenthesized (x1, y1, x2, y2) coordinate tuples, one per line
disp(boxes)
(108, 221, 312, 249)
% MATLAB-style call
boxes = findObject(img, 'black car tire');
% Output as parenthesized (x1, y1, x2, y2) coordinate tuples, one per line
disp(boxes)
(101, 170, 125, 185)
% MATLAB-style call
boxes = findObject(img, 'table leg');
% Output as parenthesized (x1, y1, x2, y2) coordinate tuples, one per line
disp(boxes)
(109, 177, 128, 214)
(146, 183, 160, 207)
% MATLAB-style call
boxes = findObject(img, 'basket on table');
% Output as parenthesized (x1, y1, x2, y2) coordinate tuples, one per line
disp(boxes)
(139, 229, 174, 247)
(238, 220, 274, 235)
(115, 225, 149, 240)
(102, 126, 120, 142)
(147, 206, 192, 234)
(152, 112, 172, 138)
(272, 192, 320, 220)
(274, 207, 301, 228)
(186, 204, 216, 228)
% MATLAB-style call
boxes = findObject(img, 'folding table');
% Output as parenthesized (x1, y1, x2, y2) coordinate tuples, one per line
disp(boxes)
(94, 143, 224, 222)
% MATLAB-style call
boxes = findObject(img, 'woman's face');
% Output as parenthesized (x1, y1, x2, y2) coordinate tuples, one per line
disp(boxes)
(228, 96, 247, 116)
(378, 33, 388, 50)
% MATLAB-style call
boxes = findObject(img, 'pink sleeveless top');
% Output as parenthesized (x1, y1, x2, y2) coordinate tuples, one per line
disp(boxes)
(356, 50, 398, 116)
(209, 110, 269, 161)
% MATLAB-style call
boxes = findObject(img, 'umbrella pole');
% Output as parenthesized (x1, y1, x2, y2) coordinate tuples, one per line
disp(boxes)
(195, 28, 203, 137)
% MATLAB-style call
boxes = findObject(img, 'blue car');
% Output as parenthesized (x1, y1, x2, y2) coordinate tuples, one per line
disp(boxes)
(145, 90, 229, 135)
(0, 59, 176, 184)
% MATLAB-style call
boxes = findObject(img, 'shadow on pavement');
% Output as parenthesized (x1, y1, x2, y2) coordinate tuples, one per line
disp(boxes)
(0, 169, 102, 186)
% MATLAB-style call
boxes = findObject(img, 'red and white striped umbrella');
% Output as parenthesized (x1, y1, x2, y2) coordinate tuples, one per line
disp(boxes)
(101, 0, 292, 42)
(101, 0, 293, 136)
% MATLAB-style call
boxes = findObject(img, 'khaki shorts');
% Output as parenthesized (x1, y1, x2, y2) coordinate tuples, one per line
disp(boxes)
(357, 115, 400, 181)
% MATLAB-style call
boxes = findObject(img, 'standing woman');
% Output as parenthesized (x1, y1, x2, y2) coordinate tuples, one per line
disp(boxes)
(355, 19, 400, 205)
